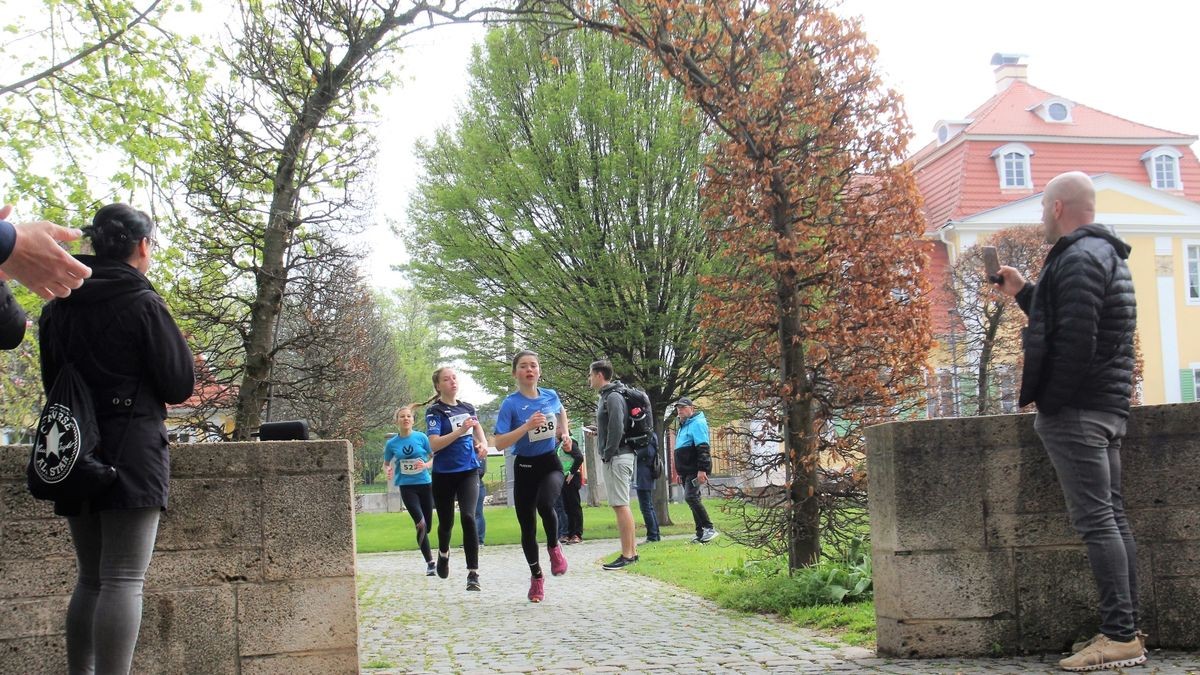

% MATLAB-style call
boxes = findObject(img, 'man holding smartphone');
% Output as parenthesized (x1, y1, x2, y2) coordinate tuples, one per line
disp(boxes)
(673, 397, 717, 543)
(995, 171, 1144, 672)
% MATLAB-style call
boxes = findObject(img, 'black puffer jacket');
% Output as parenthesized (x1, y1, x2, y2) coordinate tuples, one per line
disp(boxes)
(1016, 224, 1136, 416)
(38, 255, 194, 515)
(0, 281, 24, 349)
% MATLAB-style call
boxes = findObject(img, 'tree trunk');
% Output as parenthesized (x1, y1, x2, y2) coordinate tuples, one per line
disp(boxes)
(772, 171, 820, 569)
(976, 304, 1003, 416)
(583, 432, 601, 507)
(653, 419, 673, 525)
(229, 23, 387, 439)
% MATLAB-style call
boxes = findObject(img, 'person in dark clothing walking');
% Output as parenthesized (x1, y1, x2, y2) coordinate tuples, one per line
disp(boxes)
(673, 397, 717, 543)
(634, 432, 661, 543)
(996, 171, 1144, 672)
(38, 203, 195, 675)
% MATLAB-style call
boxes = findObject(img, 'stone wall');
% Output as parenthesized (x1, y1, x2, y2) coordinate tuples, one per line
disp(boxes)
(0, 441, 360, 674)
(866, 404, 1200, 658)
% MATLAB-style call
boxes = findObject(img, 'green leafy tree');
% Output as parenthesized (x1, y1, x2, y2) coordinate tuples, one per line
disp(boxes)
(0, 0, 207, 229)
(407, 24, 723, 522)
(174, 0, 545, 440)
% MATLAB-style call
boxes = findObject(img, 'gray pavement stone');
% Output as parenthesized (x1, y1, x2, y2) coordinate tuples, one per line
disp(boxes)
(357, 537, 1200, 674)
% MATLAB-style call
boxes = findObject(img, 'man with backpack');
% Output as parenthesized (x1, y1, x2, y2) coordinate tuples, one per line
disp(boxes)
(674, 397, 718, 543)
(589, 359, 640, 570)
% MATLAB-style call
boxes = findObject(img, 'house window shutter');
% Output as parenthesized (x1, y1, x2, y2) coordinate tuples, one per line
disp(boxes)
(1182, 369, 1197, 403)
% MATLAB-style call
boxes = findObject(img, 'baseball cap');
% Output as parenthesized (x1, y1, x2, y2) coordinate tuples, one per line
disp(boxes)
(674, 397, 694, 407)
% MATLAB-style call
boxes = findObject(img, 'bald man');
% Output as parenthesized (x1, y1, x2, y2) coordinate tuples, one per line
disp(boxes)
(997, 172, 1144, 671)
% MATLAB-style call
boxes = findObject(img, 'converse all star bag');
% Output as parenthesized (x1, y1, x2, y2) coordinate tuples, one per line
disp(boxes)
(26, 362, 116, 501)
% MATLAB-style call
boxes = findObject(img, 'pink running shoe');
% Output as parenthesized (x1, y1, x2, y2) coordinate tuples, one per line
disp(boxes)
(548, 545, 568, 576)
(528, 576, 545, 603)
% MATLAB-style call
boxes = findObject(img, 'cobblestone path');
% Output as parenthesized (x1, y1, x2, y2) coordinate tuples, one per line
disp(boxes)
(357, 538, 1199, 674)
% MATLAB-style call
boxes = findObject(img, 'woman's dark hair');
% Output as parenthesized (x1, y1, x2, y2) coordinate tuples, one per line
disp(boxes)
(511, 349, 538, 372)
(83, 203, 155, 260)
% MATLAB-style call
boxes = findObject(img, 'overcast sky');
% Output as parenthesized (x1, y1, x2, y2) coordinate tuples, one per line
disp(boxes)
(368, 0, 1200, 288)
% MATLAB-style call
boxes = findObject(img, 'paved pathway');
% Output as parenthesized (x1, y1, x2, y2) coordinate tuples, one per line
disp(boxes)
(357, 538, 1199, 674)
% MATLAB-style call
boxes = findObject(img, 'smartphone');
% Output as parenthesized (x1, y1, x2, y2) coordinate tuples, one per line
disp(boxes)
(982, 246, 1002, 284)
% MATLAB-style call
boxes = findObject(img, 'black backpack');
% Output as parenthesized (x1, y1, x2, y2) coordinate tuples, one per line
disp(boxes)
(617, 384, 654, 449)
(26, 362, 117, 501)
(640, 432, 664, 480)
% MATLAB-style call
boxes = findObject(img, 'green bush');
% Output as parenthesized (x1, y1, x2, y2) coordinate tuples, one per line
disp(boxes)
(714, 538, 872, 612)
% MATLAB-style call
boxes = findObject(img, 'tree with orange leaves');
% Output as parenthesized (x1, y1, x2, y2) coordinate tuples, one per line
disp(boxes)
(555, 0, 932, 568)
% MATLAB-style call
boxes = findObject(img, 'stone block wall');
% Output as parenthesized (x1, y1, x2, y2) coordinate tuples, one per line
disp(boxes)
(0, 441, 360, 674)
(866, 403, 1200, 658)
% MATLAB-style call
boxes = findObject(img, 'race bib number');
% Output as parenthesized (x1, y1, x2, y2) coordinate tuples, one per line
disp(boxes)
(399, 459, 424, 475)
(528, 415, 557, 443)
(449, 413, 470, 429)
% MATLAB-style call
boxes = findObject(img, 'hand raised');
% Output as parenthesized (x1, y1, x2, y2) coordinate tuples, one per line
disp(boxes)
(0, 212, 92, 299)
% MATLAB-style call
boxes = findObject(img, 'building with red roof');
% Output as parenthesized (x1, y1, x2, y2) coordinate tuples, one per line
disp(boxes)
(918, 55, 1200, 412)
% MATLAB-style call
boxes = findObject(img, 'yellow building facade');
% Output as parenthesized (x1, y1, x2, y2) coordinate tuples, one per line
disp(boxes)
(938, 174, 1200, 405)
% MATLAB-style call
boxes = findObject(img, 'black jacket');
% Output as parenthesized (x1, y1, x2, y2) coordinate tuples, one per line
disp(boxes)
(1016, 224, 1136, 417)
(38, 255, 195, 515)
(0, 281, 24, 349)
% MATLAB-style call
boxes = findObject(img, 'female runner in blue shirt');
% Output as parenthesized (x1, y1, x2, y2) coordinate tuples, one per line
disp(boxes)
(423, 367, 489, 591)
(493, 350, 573, 603)
(383, 405, 436, 576)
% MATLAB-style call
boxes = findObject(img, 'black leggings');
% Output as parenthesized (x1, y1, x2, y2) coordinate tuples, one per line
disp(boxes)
(513, 452, 564, 566)
(432, 470, 480, 570)
(399, 484, 434, 563)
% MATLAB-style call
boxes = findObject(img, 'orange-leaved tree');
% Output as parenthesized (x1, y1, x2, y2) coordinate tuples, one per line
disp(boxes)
(557, 0, 932, 568)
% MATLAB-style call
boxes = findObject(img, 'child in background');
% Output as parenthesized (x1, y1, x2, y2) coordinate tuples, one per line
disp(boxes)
(383, 405, 436, 575)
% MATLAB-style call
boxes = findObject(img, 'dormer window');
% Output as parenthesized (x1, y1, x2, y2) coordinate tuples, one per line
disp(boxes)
(1028, 98, 1075, 124)
(990, 143, 1033, 189)
(934, 119, 972, 146)
(1141, 146, 1183, 190)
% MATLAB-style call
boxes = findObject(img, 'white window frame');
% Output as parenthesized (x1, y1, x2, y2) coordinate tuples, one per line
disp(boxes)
(990, 143, 1033, 189)
(1028, 98, 1075, 124)
(1141, 146, 1184, 191)
(1186, 240, 1200, 305)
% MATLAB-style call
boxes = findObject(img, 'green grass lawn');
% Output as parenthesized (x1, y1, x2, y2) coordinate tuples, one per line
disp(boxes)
(355, 500, 741, 554)
(354, 497, 875, 648)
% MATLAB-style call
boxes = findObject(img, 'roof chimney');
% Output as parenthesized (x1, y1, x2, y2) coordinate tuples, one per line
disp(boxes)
(991, 53, 1028, 91)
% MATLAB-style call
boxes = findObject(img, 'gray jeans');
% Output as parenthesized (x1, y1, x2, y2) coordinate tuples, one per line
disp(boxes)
(66, 506, 161, 675)
(1034, 407, 1138, 640)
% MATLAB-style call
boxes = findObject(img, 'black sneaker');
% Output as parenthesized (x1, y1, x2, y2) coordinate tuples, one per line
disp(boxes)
(602, 555, 638, 570)
(436, 554, 449, 579)
(466, 572, 481, 591)
(426, 561, 436, 577)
